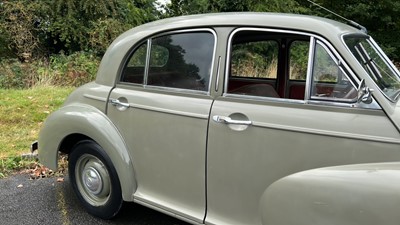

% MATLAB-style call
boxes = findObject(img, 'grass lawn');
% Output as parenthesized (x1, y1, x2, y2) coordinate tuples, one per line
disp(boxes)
(0, 86, 74, 158)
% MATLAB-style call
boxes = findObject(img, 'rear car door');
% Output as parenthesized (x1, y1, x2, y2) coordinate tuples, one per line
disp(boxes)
(206, 28, 400, 225)
(107, 29, 216, 222)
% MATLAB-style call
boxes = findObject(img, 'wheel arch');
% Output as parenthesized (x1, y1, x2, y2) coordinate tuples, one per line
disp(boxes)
(38, 103, 136, 201)
(259, 163, 400, 225)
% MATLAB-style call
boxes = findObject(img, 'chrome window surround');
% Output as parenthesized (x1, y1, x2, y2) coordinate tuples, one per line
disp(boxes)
(143, 39, 151, 85)
(342, 34, 400, 103)
(224, 27, 379, 109)
(304, 36, 316, 101)
(118, 28, 218, 95)
(310, 40, 358, 103)
(118, 40, 148, 85)
(215, 56, 221, 92)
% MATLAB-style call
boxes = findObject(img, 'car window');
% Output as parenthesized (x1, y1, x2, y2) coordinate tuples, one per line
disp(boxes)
(121, 42, 147, 84)
(231, 40, 278, 79)
(226, 29, 358, 104)
(147, 32, 215, 91)
(289, 40, 309, 81)
(311, 42, 357, 101)
(227, 30, 309, 99)
(149, 45, 169, 67)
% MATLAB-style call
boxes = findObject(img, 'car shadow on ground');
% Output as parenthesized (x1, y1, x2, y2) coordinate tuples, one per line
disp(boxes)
(59, 175, 190, 225)
(0, 173, 189, 225)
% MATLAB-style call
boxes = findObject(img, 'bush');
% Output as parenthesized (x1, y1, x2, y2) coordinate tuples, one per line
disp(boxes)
(0, 52, 100, 89)
(37, 52, 100, 86)
(0, 59, 33, 89)
(0, 1, 47, 61)
(89, 18, 129, 55)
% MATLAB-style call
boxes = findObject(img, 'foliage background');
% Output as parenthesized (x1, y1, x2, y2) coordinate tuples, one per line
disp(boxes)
(0, 0, 399, 89)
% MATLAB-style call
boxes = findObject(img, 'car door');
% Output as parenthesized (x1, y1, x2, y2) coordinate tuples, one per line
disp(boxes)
(107, 29, 216, 223)
(206, 28, 400, 225)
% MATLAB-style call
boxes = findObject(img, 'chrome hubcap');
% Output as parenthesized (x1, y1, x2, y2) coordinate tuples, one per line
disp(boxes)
(83, 167, 102, 194)
(75, 154, 111, 206)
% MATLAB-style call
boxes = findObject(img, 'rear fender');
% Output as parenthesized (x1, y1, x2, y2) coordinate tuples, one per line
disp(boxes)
(260, 163, 400, 225)
(38, 103, 136, 201)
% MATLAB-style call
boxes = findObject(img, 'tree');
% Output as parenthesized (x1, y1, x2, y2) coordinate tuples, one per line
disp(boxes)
(0, 0, 160, 59)
(0, 1, 49, 61)
(46, 0, 118, 52)
(46, 0, 159, 54)
(296, 0, 400, 61)
(164, 0, 308, 17)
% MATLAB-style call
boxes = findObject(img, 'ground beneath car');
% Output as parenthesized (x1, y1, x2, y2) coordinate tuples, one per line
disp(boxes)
(0, 174, 189, 225)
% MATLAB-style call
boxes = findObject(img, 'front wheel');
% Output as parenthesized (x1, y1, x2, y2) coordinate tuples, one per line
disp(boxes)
(68, 140, 123, 219)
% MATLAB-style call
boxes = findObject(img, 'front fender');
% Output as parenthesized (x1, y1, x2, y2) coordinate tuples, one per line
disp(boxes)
(38, 103, 136, 201)
(260, 163, 400, 225)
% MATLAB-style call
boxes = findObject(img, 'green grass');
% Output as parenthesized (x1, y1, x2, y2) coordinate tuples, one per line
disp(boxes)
(0, 86, 74, 158)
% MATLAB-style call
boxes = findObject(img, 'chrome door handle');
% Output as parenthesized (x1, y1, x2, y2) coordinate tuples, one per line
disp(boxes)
(110, 99, 130, 108)
(212, 115, 252, 125)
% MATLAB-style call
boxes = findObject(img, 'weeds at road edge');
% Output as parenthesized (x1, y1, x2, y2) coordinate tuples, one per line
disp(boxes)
(0, 154, 68, 179)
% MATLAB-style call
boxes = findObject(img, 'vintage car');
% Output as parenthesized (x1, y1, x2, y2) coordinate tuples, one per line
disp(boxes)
(33, 12, 400, 225)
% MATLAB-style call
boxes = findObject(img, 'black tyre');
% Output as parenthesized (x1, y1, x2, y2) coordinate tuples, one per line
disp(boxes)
(68, 140, 123, 219)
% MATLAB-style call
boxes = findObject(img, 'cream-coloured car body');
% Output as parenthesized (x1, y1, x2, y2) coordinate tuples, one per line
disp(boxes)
(260, 163, 400, 225)
(37, 12, 400, 224)
(38, 82, 137, 201)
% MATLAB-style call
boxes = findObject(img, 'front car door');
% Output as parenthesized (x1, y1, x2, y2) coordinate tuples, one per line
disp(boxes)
(107, 29, 217, 223)
(206, 28, 400, 225)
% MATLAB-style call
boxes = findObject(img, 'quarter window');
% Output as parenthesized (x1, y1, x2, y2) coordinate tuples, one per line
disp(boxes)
(121, 42, 147, 84)
(311, 42, 357, 101)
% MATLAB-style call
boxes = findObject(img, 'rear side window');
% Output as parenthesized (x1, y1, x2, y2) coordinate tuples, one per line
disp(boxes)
(147, 32, 215, 91)
(121, 31, 215, 92)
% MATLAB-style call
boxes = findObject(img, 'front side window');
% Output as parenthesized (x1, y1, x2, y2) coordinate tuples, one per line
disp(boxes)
(231, 40, 279, 79)
(289, 40, 309, 81)
(225, 29, 358, 105)
(227, 30, 284, 98)
(147, 32, 215, 91)
(345, 36, 400, 101)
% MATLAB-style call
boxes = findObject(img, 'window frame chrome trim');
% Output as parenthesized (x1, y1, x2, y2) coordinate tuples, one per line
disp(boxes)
(144, 28, 217, 95)
(120, 28, 217, 96)
(144, 39, 151, 85)
(309, 40, 358, 103)
(225, 28, 324, 98)
(215, 56, 221, 92)
(224, 27, 379, 109)
(304, 36, 315, 101)
(118, 40, 149, 85)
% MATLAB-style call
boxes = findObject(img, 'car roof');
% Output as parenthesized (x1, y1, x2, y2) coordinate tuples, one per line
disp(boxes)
(96, 12, 363, 85)
(117, 12, 361, 41)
